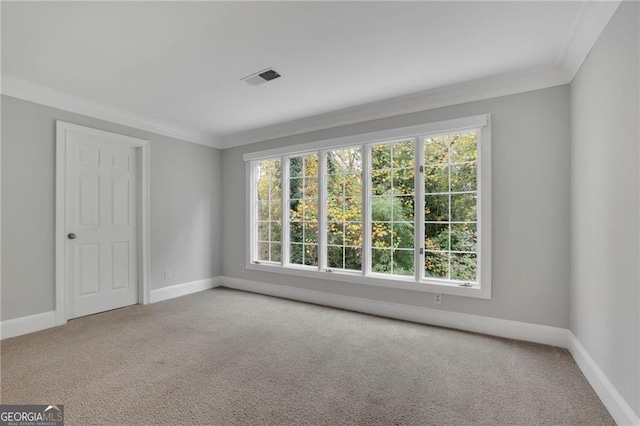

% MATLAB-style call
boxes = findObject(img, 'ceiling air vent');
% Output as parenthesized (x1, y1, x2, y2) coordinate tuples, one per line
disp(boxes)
(241, 68, 282, 86)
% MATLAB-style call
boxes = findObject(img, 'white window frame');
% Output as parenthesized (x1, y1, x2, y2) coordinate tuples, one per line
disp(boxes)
(245, 114, 491, 299)
(249, 158, 283, 266)
(285, 152, 321, 270)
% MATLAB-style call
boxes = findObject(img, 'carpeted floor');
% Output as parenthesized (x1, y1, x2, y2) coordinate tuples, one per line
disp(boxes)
(1, 288, 613, 425)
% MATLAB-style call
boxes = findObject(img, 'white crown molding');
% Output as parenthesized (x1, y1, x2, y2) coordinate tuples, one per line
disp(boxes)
(1, 1, 619, 151)
(218, 1, 620, 149)
(219, 67, 567, 149)
(557, 0, 622, 82)
(1, 75, 218, 148)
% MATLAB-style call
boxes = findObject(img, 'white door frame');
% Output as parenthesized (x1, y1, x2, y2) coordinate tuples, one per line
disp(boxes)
(55, 121, 151, 326)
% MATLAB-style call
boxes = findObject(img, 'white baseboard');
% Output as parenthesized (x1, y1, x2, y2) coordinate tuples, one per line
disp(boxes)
(0, 277, 222, 340)
(219, 276, 568, 348)
(150, 277, 222, 303)
(221, 276, 640, 424)
(567, 332, 640, 426)
(1, 310, 57, 340)
(5, 276, 638, 425)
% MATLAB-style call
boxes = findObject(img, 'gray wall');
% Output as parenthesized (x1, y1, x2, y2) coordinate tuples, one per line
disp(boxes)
(570, 1, 640, 416)
(1, 95, 223, 321)
(222, 85, 571, 328)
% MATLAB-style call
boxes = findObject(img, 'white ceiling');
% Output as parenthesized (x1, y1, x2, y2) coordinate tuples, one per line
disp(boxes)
(1, 1, 619, 148)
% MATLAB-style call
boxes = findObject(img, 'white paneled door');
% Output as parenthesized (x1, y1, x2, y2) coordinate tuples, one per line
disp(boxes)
(65, 133, 138, 319)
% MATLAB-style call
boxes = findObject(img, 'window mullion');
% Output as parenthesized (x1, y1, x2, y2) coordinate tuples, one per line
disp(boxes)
(362, 144, 371, 277)
(415, 136, 425, 283)
(318, 150, 327, 272)
(281, 156, 290, 267)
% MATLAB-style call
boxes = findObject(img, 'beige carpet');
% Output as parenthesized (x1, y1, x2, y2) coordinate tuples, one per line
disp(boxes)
(1, 288, 613, 425)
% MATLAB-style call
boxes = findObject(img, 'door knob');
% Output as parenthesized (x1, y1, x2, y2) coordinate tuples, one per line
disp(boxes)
(68, 233, 77, 240)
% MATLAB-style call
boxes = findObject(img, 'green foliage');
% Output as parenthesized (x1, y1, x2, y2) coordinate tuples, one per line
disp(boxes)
(257, 131, 479, 282)
(425, 224, 477, 280)
(424, 132, 478, 282)
(256, 159, 282, 262)
(326, 148, 363, 271)
(370, 140, 415, 276)
(289, 154, 320, 266)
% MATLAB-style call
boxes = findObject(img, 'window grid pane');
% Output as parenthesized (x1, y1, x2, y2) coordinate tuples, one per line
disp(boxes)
(251, 123, 485, 291)
(371, 140, 415, 277)
(289, 154, 319, 266)
(424, 132, 478, 282)
(255, 159, 281, 262)
(326, 147, 363, 271)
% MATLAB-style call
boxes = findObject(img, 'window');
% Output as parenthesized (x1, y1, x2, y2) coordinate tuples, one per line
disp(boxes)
(288, 154, 319, 267)
(246, 114, 491, 299)
(370, 140, 415, 277)
(326, 147, 363, 272)
(254, 158, 281, 263)
(423, 132, 478, 283)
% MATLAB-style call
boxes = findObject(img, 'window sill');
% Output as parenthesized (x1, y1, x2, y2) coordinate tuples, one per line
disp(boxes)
(245, 263, 491, 299)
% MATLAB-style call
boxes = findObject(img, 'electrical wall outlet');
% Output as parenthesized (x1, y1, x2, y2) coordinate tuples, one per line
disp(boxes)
(164, 269, 172, 280)
(240, 264, 245, 271)
(434, 293, 442, 305)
